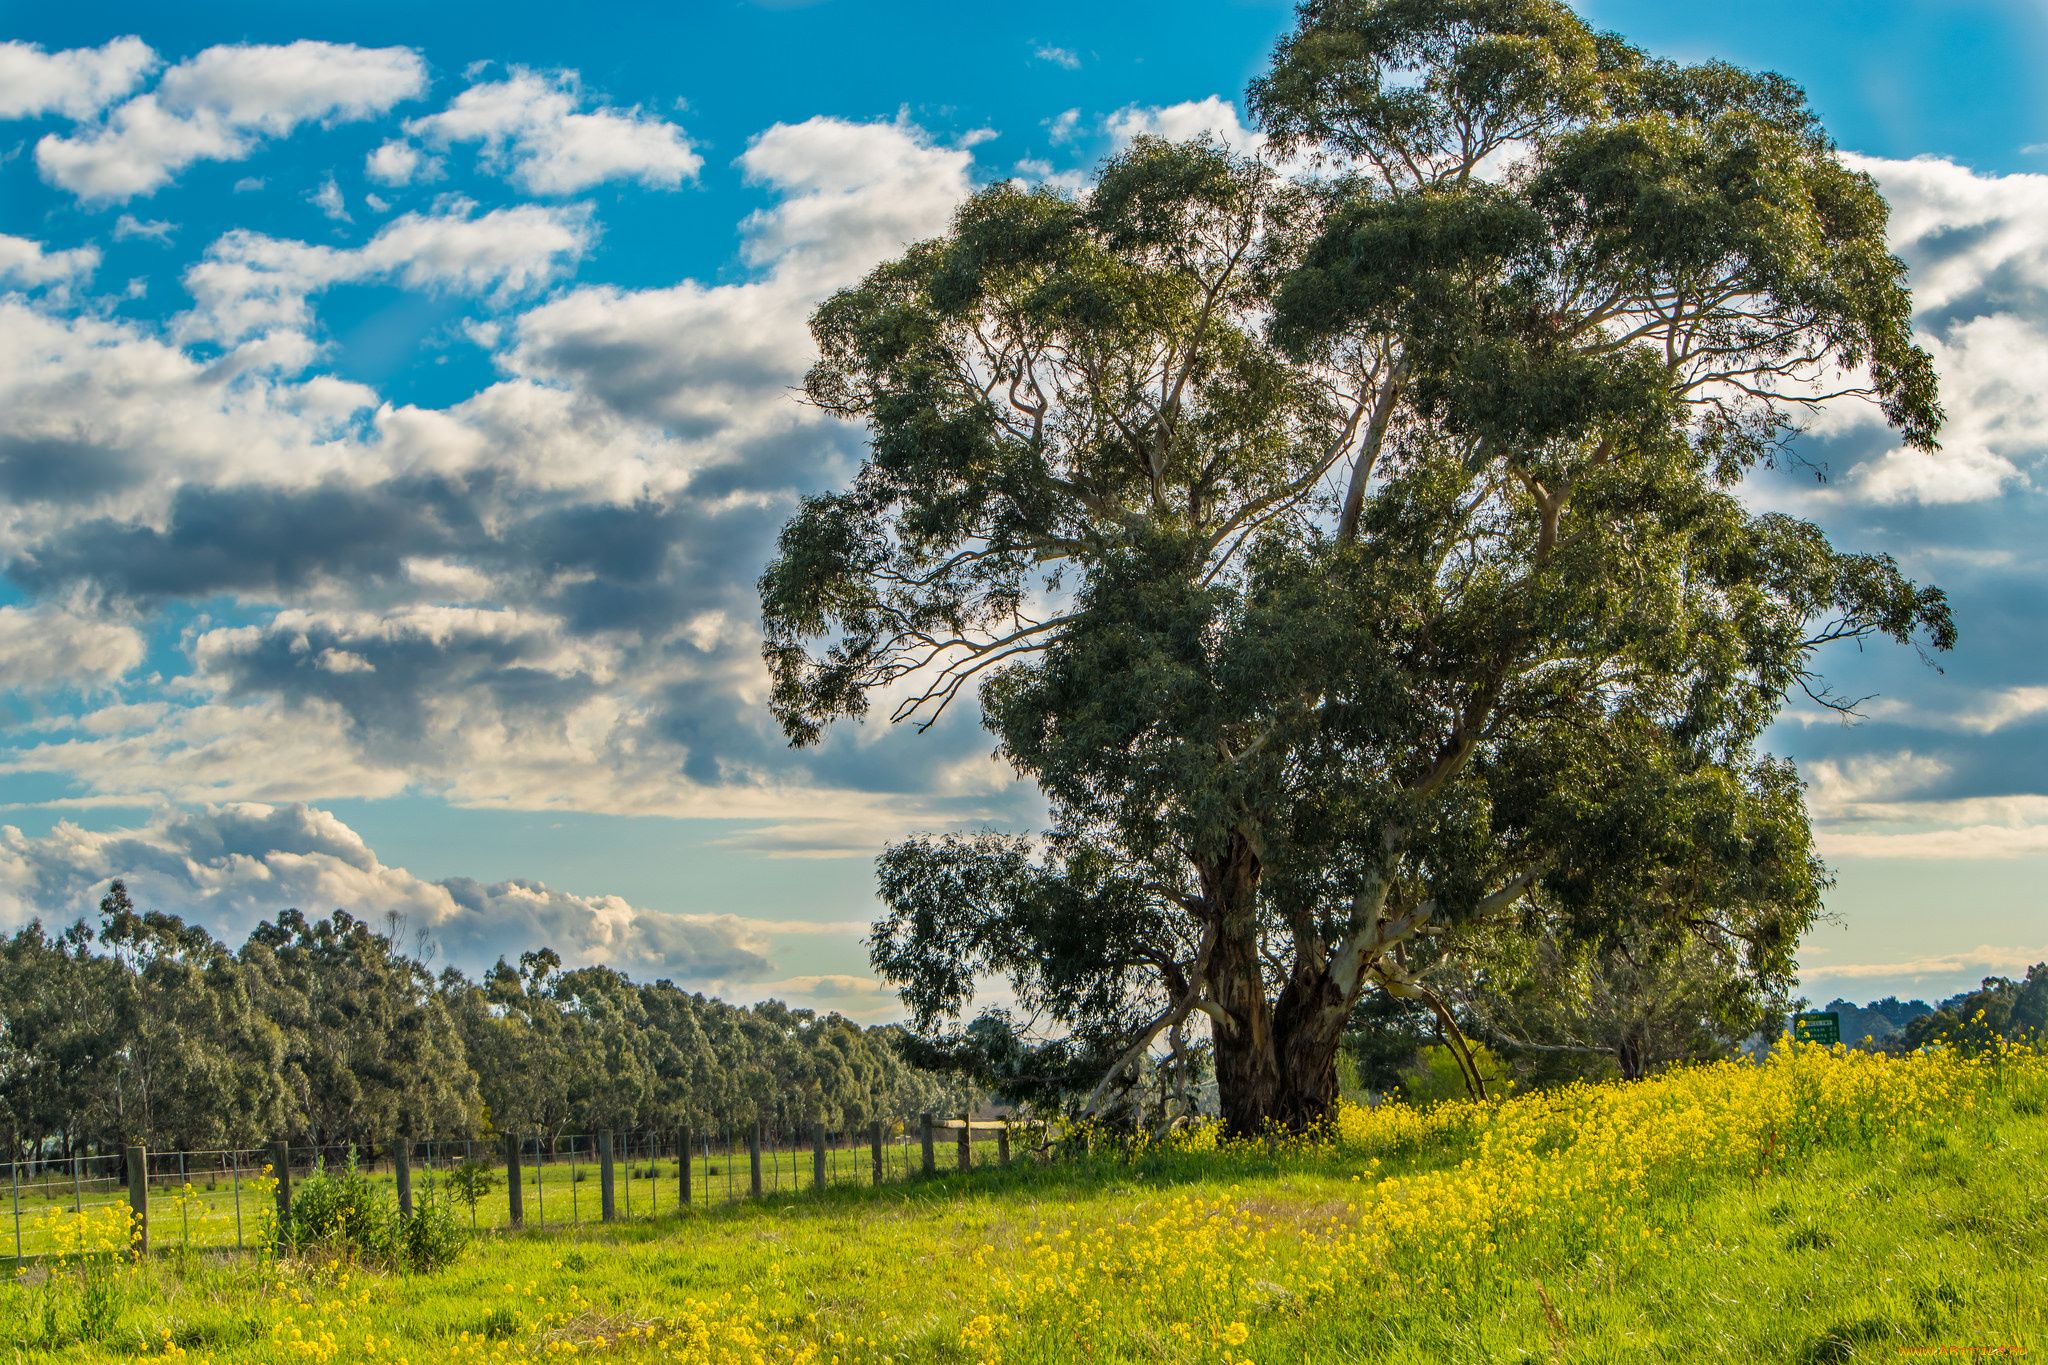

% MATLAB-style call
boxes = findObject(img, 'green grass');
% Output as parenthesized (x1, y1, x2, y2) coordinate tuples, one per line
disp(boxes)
(2, 1137, 994, 1258)
(5, 1094, 2044, 1363)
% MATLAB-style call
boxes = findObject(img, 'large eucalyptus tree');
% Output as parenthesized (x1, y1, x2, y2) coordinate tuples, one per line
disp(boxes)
(760, 0, 1952, 1133)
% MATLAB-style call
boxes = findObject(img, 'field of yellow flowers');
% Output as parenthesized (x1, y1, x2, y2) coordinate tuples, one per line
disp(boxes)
(7, 1039, 2046, 1364)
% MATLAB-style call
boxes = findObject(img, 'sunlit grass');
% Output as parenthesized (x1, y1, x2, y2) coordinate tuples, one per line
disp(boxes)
(6, 1041, 2045, 1363)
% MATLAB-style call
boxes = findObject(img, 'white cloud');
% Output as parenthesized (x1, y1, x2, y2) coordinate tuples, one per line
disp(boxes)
(364, 138, 441, 186)
(0, 115, 1009, 845)
(1033, 45, 1081, 71)
(1105, 96, 1265, 157)
(35, 41, 427, 202)
(399, 69, 700, 194)
(180, 201, 594, 344)
(0, 234, 99, 290)
(1044, 108, 1080, 144)
(507, 116, 975, 440)
(0, 601, 144, 691)
(1800, 943, 2048, 982)
(1952, 686, 2048, 735)
(112, 214, 176, 244)
(1816, 816, 2048, 859)
(0, 801, 780, 982)
(0, 37, 155, 120)
(1801, 751, 1951, 817)
(734, 115, 977, 291)
(311, 174, 350, 222)
(1826, 156, 2048, 505)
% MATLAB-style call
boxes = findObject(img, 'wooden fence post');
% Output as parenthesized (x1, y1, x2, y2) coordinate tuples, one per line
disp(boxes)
(869, 1120, 883, 1185)
(812, 1122, 826, 1191)
(598, 1130, 616, 1222)
(125, 1144, 147, 1257)
(957, 1113, 971, 1172)
(748, 1121, 763, 1196)
(678, 1126, 692, 1209)
(271, 1141, 292, 1251)
(505, 1132, 523, 1227)
(394, 1140, 412, 1221)
(997, 1121, 1010, 1167)
(919, 1113, 934, 1176)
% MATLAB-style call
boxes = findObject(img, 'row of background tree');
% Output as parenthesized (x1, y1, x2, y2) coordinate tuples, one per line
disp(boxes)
(0, 883, 979, 1157)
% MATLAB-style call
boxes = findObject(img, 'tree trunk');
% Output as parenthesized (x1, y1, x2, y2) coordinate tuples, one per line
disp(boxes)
(1205, 836, 1279, 1139)
(1268, 961, 1349, 1131)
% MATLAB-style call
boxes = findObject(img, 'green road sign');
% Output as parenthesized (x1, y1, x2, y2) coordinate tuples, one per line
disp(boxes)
(1794, 1011, 1840, 1045)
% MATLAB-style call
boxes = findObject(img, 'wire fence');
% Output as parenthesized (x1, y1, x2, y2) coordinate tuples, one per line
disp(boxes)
(3, 1115, 1042, 1266)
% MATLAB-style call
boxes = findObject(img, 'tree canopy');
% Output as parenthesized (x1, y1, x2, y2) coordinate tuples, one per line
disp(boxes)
(0, 884, 975, 1156)
(760, 0, 1953, 1133)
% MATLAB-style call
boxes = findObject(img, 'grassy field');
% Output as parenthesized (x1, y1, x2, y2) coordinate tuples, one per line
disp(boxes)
(5, 1042, 2044, 1364)
(2, 1135, 970, 1259)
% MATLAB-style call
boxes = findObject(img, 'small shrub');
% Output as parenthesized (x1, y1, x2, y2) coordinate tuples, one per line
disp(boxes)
(449, 1159, 499, 1214)
(284, 1153, 393, 1262)
(397, 1191, 469, 1273)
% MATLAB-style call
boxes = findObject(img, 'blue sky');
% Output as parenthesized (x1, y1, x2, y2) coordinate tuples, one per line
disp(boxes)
(1, 0, 2044, 1016)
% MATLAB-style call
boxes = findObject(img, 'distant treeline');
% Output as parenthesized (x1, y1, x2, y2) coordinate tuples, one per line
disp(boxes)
(0, 883, 976, 1157)
(1822, 968, 2048, 1053)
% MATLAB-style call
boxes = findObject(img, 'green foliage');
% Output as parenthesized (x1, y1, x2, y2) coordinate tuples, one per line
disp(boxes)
(1399, 1043, 1509, 1107)
(280, 1152, 469, 1273)
(283, 1153, 396, 1263)
(1896, 965, 2048, 1054)
(1, 883, 979, 1158)
(447, 1159, 498, 1214)
(396, 1191, 468, 1272)
(763, 0, 1951, 1136)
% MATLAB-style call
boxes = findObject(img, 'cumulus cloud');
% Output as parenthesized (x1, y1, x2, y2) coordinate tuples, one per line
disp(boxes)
(0, 114, 1016, 844)
(179, 201, 594, 343)
(35, 41, 427, 202)
(0, 600, 145, 691)
(0, 37, 155, 120)
(1831, 156, 2048, 504)
(364, 139, 441, 187)
(394, 69, 700, 194)
(1105, 96, 1264, 157)
(0, 234, 99, 290)
(1033, 45, 1081, 70)
(504, 116, 973, 437)
(0, 802, 778, 982)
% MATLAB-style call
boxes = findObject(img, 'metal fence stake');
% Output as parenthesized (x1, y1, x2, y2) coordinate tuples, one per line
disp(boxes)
(748, 1121, 763, 1197)
(232, 1148, 243, 1250)
(920, 1113, 935, 1176)
(679, 1126, 692, 1210)
(271, 1140, 291, 1253)
(598, 1130, 616, 1222)
(8, 1128, 19, 1266)
(394, 1141, 412, 1222)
